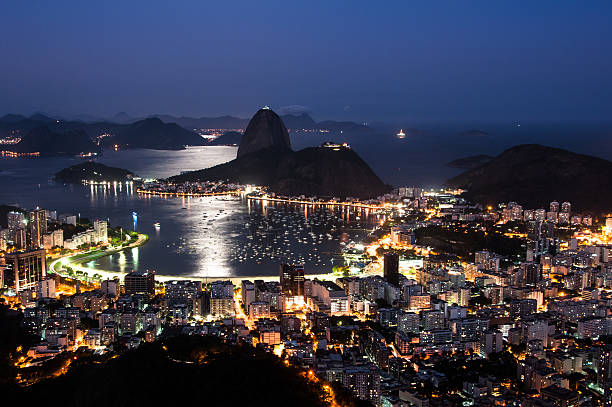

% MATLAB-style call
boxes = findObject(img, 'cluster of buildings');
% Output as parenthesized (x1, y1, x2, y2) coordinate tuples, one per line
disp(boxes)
(1, 207, 108, 293)
(63, 220, 108, 250)
(6, 190, 612, 406)
(500, 201, 592, 227)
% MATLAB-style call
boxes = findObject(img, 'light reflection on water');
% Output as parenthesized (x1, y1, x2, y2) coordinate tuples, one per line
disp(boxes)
(93, 192, 379, 279)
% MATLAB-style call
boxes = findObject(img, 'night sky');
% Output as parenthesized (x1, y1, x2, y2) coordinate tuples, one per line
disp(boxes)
(1, 1, 611, 122)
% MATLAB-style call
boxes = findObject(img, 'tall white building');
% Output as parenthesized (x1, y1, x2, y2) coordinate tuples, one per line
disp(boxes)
(93, 220, 108, 244)
(37, 278, 56, 299)
(480, 330, 503, 357)
(43, 229, 64, 249)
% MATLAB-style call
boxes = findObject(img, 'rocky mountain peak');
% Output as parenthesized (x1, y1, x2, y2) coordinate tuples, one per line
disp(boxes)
(237, 108, 291, 158)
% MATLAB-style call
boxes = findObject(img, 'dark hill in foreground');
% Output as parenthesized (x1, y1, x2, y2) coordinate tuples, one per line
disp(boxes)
(171, 145, 390, 199)
(446, 144, 612, 213)
(5, 336, 344, 407)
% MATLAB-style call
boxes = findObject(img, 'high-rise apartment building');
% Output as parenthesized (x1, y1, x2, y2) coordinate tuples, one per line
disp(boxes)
(28, 208, 47, 248)
(124, 270, 155, 296)
(93, 220, 108, 244)
(3, 249, 46, 291)
(280, 263, 305, 298)
(7, 211, 25, 232)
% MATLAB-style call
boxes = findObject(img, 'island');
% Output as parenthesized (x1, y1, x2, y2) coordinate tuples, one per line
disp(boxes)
(447, 154, 493, 169)
(54, 162, 137, 184)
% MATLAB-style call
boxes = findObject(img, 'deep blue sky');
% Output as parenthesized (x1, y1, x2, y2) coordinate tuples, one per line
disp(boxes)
(1, 1, 611, 122)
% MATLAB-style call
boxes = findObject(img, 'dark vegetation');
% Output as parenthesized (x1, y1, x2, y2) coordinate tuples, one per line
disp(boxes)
(414, 225, 524, 259)
(0, 303, 38, 387)
(431, 351, 517, 394)
(5, 335, 344, 407)
(48, 217, 93, 239)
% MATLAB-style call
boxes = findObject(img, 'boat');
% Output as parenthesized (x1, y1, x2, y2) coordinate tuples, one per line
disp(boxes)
(396, 129, 406, 139)
(154, 222, 161, 229)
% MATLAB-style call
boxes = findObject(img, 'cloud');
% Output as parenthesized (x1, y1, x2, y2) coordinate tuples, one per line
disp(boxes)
(460, 130, 490, 137)
(277, 105, 312, 115)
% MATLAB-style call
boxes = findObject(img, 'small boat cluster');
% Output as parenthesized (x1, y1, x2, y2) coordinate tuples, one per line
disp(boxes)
(138, 180, 245, 197)
(161, 198, 377, 272)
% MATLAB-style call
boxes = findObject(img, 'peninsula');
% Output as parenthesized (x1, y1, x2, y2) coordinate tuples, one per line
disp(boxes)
(170, 108, 390, 199)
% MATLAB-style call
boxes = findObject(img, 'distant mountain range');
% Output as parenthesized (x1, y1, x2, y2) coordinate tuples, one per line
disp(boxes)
(0, 110, 372, 155)
(0, 114, 206, 154)
(106, 118, 204, 150)
(446, 144, 612, 213)
(5, 111, 370, 132)
(152, 114, 248, 130)
(152, 112, 370, 133)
